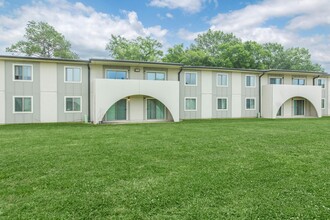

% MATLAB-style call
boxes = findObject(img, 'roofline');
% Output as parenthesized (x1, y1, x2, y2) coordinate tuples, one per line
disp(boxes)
(0, 55, 89, 63)
(182, 65, 263, 73)
(0, 55, 328, 75)
(89, 58, 183, 67)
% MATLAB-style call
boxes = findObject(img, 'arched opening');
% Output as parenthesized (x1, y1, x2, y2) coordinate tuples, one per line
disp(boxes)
(275, 96, 319, 118)
(102, 95, 174, 123)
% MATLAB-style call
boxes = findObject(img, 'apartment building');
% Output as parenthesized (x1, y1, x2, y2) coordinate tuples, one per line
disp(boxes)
(0, 55, 329, 124)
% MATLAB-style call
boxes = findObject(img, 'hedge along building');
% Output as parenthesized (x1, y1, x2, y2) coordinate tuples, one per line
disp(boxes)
(0, 55, 329, 124)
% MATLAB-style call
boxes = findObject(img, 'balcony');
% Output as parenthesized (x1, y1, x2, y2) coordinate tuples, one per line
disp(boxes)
(92, 79, 180, 124)
(262, 84, 322, 118)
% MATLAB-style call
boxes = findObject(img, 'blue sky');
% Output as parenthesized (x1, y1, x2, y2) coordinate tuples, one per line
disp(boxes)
(0, 0, 329, 72)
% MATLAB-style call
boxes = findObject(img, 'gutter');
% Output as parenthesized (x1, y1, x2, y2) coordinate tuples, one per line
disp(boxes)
(88, 63, 91, 122)
(258, 71, 267, 117)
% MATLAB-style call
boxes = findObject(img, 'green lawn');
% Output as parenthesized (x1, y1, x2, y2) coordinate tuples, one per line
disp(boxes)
(0, 118, 330, 219)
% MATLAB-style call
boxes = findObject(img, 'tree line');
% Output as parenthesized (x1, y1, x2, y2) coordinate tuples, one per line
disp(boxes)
(6, 21, 324, 72)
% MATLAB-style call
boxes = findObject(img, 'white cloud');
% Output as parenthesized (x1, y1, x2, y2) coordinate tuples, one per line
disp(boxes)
(149, 0, 217, 13)
(166, 13, 173, 19)
(178, 28, 203, 41)
(0, 0, 4, 7)
(207, 0, 330, 72)
(0, 0, 168, 58)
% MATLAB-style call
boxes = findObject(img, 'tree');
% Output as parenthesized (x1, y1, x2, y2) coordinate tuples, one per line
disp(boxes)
(6, 21, 78, 59)
(106, 35, 163, 62)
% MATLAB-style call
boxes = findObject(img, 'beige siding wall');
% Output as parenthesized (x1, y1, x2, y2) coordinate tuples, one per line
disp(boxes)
(0, 61, 5, 124)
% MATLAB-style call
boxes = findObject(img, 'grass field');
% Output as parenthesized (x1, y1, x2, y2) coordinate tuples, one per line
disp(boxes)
(0, 118, 330, 219)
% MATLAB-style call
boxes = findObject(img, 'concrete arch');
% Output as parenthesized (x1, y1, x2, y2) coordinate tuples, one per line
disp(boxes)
(275, 97, 319, 117)
(262, 85, 322, 118)
(93, 79, 180, 123)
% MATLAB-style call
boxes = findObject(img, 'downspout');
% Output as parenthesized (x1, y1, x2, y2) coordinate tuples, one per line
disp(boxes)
(258, 71, 267, 118)
(312, 75, 320, 85)
(88, 63, 91, 122)
(177, 66, 183, 81)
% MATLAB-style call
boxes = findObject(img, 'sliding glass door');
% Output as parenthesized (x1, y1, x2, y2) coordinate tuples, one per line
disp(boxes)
(293, 100, 304, 116)
(104, 99, 127, 121)
(147, 99, 165, 120)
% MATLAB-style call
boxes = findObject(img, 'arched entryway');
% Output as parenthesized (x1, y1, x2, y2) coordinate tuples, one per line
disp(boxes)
(275, 97, 319, 118)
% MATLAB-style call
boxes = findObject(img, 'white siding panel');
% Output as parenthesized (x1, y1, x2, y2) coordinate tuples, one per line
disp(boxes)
(40, 92, 57, 122)
(40, 63, 57, 92)
(232, 73, 241, 117)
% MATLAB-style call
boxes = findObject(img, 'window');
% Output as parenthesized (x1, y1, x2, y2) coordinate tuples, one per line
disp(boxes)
(65, 67, 81, 82)
(293, 99, 304, 116)
(292, 78, 305, 86)
(317, 78, 326, 88)
(14, 97, 32, 113)
(246, 98, 256, 110)
(147, 99, 165, 120)
(13, 64, 32, 81)
(104, 99, 127, 121)
(185, 72, 197, 86)
(105, 69, 127, 79)
(321, 99, 325, 109)
(217, 73, 228, 86)
(217, 98, 228, 110)
(65, 97, 81, 112)
(146, 71, 166, 80)
(185, 98, 197, 111)
(270, 77, 283, 85)
(245, 75, 256, 87)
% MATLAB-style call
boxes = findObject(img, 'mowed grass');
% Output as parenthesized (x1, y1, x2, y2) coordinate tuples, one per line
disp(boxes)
(0, 118, 330, 219)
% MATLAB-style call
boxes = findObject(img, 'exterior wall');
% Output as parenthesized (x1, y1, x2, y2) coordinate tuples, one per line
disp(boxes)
(328, 78, 330, 115)
(0, 61, 5, 124)
(180, 70, 202, 119)
(40, 63, 57, 122)
(201, 70, 212, 118)
(129, 96, 144, 121)
(212, 71, 232, 118)
(231, 72, 242, 118)
(241, 73, 259, 118)
(57, 64, 88, 122)
(4, 61, 41, 124)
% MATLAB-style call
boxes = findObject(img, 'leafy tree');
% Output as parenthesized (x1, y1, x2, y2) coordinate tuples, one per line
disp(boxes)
(162, 44, 186, 63)
(106, 35, 163, 62)
(6, 21, 78, 59)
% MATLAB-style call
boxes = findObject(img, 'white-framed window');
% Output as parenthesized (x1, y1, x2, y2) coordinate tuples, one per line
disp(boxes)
(64, 96, 82, 112)
(13, 96, 33, 113)
(105, 69, 128, 79)
(13, 64, 33, 81)
(269, 77, 283, 85)
(217, 73, 228, 87)
(65, 67, 82, 83)
(317, 78, 326, 89)
(185, 72, 197, 86)
(184, 97, 197, 111)
(146, 71, 166, 80)
(321, 99, 325, 109)
(245, 98, 256, 110)
(292, 78, 305, 86)
(245, 75, 256, 87)
(217, 98, 228, 110)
